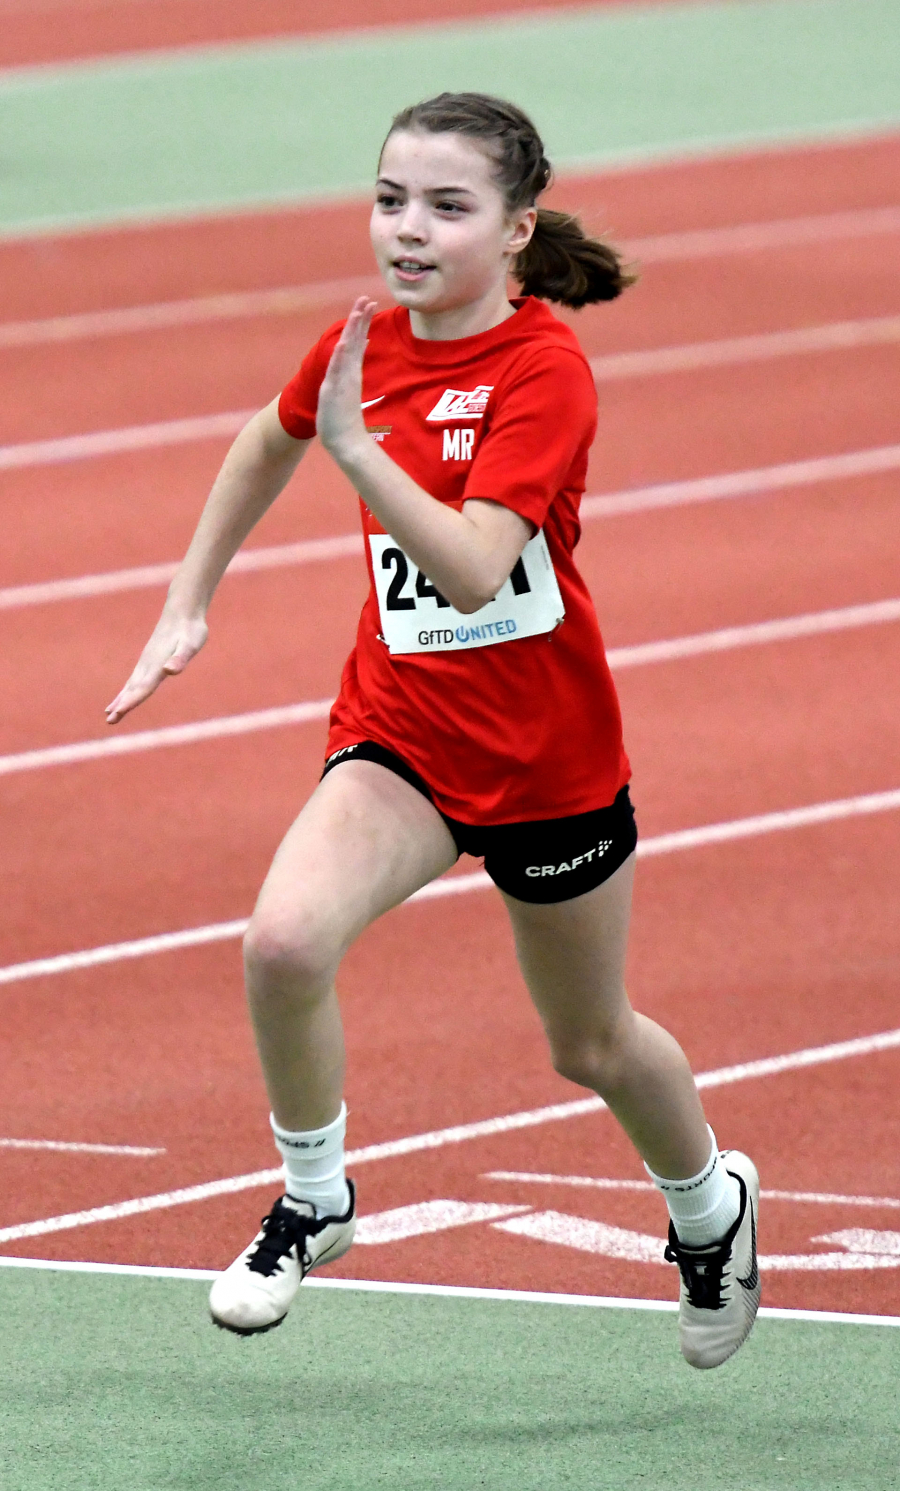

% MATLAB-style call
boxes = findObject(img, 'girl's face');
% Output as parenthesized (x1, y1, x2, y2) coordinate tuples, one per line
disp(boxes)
(371, 129, 534, 325)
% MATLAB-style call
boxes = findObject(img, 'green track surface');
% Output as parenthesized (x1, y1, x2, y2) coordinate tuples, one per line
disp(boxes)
(1, 1, 900, 235)
(1, 1270, 898, 1490)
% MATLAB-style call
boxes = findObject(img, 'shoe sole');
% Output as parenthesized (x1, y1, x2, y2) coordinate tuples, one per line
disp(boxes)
(211, 1310, 288, 1338)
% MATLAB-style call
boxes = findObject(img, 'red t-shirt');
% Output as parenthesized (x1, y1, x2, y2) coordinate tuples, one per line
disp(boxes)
(278, 296, 630, 824)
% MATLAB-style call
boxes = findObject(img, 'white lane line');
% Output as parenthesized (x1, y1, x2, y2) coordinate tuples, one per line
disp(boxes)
(588, 315, 900, 380)
(483, 1173, 900, 1209)
(819, 1229, 900, 1256)
(0, 1138, 164, 1156)
(5, 597, 897, 778)
(579, 443, 900, 519)
(605, 598, 900, 667)
(354, 1200, 530, 1246)
(0, 699, 333, 776)
(495, 1212, 664, 1262)
(3, 793, 900, 988)
(5, 443, 899, 613)
(623, 205, 900, 263)
(4, 320, 900, 473)
(637, 789, 900, 859)
(0, 1256, 896, 1326)
(0, 1028, 896, 1245)
(0, 276, 384, 348)
(3, 207, 898, 349)
(0, 409, 256, 471)
(4, 444, 899, 611)
(0, 533, 364, 610)
(492, 1212, 900, 1272)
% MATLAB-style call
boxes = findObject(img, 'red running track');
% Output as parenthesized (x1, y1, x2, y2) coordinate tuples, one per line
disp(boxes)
(1, 136, 899, 1315)
(0, 0, 685, 69)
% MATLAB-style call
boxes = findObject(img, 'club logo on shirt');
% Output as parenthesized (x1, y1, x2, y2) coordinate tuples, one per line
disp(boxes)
(426, 385, 493, 421)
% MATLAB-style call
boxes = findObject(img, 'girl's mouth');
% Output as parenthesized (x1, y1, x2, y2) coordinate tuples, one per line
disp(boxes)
(392, 259, 436, 283)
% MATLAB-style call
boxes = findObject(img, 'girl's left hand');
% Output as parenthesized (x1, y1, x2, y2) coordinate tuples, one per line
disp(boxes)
(316, 297, 377, 458)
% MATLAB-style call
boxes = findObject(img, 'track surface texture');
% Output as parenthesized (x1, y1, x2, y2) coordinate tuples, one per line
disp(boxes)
(1, 0, 899, 1339)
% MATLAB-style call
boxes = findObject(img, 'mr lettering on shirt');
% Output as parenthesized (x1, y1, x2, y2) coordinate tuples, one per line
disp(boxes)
(442, 427, 475, 461)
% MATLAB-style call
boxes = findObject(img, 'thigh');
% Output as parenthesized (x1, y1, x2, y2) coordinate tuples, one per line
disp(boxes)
(253, 760, 458, 956)
(501, 853, 635, 1043)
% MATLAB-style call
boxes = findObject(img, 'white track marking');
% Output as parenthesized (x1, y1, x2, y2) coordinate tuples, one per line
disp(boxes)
(493, 1211, 900, 1271)
(4, 444, 899, 610)
(606, 598, 900, 668)
(3, 597, 898, 778)
(759, 1254, 900, 1271)
(588, 315, 900, 380)
(579, 443, 900, 519)
(3, 207, 898, 350)
(484, 1173, 900, 1209)
(623, 205, 900, 263)
(0, 1257, 896, 1326)
(494, 1212, 665, 1263)
(3, 795, 900, 987)
(0, 699, 332, 776)
(0, 1169, 284, 1244)
(354, 1200, 530, 1245)
(0, 533, 365, 611)
(487, 1172, 658, 1193)
(818, 1229, 900, 1256)
(5, 330, 900, 473)
(0, 409, 256, 470)
(0, 1138, 163, 1155)
(0, 276, 384, 348)
(638, 789, 900, 861)
(0, 1028, 897, 1244)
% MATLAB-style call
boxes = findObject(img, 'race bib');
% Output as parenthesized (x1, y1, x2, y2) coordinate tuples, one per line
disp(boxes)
(369, 529, 565, 655)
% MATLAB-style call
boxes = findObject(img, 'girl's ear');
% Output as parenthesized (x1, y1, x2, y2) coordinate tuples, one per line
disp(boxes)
(506, 206, 537, 256)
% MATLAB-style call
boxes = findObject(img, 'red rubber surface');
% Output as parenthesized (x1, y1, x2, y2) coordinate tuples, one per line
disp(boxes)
(1, 134, 899, 1316)
(0, 0, 677, 69)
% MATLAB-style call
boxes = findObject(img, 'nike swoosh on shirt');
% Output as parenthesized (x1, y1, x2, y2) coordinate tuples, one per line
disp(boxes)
(361, 397, 385, 409)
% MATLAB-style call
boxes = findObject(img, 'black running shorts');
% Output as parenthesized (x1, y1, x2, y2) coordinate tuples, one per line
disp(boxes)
(321, 740, 637, 904)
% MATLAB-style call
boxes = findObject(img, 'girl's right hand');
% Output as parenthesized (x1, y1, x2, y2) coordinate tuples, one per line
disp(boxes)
(105, 611, 209, 724)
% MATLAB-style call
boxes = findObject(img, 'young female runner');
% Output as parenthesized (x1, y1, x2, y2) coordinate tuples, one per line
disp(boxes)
(107, 93, 759, 1368)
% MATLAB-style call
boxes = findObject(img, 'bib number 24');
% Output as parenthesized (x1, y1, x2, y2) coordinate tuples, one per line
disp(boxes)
(369, 529, 565, 655)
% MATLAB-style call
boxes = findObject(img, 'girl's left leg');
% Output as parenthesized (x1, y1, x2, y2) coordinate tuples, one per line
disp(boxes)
(502, 854, 709, 1178)
(502, 853, 761, 1369)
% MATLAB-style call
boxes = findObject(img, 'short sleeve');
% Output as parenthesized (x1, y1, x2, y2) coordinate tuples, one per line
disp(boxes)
(462, 348, 597, 530)
(277, 321, 344, 440)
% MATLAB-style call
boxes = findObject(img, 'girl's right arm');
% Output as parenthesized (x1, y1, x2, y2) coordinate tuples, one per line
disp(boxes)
(106, 398, 310, 724)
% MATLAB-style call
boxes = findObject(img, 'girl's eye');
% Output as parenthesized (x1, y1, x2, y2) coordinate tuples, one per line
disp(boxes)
(436, 201, 465, 214)
(376, 193, 401, 209)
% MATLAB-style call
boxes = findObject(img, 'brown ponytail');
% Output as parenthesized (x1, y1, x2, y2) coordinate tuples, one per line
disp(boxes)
(385, 92, 636, 309)
(514, 208, 635, 307)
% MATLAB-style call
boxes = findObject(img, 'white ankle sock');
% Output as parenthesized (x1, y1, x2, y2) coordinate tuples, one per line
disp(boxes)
(270, 1103, 349, 1219)
(645, 1128, 741, 1247)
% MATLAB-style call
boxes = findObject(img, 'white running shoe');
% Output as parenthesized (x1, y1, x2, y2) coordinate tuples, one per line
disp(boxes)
(664, 1151, 760, 1370)
(209, 1182, 356, 1336)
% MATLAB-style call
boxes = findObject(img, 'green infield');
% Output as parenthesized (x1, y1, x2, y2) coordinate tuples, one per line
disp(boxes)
(1, 1267, 897, 1490)
(1, 0, 900, 234)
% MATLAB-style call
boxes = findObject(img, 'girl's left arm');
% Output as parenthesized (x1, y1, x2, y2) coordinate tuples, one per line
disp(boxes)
(317, 298, 531, 614)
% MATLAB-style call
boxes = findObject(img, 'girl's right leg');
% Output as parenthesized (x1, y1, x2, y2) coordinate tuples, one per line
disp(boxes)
(210, 759, 458, 1335)
(244, 759, 457, 1133)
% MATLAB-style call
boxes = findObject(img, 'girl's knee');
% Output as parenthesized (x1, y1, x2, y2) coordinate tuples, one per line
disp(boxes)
(548, 1024, 632, 1094)
(243, 908, 338, 993)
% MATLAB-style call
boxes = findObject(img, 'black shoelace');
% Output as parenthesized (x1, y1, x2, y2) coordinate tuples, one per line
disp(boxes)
(663, 1174, 748, 1310)
(246, 1199, 327, 1278)
(664, 1229, 731, 1310)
